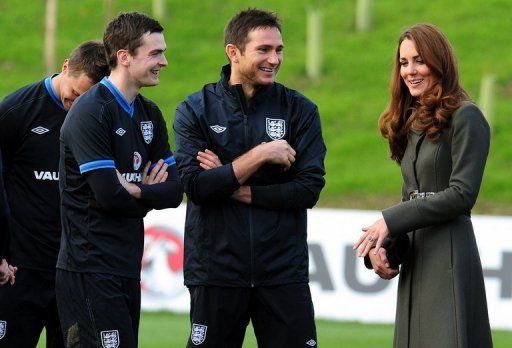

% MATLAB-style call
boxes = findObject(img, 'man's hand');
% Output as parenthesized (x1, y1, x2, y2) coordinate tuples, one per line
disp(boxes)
(230, 140, 296, 184)
(142, 160, 169, 185)
(117, 160, 169, 199)
(0, 259, 17, 286)
(116, 170, 142, 198)
(197, 150, 252, 204)
(368, 248, 399, 280)
(231, 186, 251, 204)
(258, 140, 296, 171)
(197, 149, 222, 169)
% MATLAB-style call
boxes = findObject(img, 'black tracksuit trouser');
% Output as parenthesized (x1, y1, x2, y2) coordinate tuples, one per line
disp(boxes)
(187, 283, 317, 348)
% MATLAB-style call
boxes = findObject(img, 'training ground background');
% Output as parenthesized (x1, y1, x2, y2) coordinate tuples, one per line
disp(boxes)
(1, 0, 510, 347)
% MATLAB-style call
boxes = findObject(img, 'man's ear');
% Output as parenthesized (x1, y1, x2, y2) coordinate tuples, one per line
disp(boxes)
(117, 49, 131, 67)
(61, 59, 69, 73)
(225, 44, 239, 64)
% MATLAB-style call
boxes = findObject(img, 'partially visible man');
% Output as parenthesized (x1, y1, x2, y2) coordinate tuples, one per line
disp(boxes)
(0, 41, 109, 347)
(56, 12, 183, 348)
(0, 150, 16, 286)
(174, 8, 326, 348)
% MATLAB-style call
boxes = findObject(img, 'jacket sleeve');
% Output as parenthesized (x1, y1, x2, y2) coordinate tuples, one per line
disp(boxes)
(138, 164, 183, 209)
(85, 169, 150, 218)
(251, 105, 326, 210)
(0, 151, 10, 261)
(173, 102, 240, 205)
(0, 95, 22, 155)
(86, 167, 182, 216)
(0, 217, 9, 261)
(382, 104, 490, 236)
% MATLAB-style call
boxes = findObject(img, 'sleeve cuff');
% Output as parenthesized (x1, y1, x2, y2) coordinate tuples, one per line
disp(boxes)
(149, 156, 176, 169)
(382, 200, 422, 237)
(225, 162, 240, 190)
(79, 159, 116, 174)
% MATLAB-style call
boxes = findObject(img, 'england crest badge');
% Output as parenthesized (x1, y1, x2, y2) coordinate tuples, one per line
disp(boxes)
(100, 330, 119, 348)
(190, 323, 207, 345)
(140, 121, 154, 144)
(0, 320, 6, 339)
(266, 117, 286, 140)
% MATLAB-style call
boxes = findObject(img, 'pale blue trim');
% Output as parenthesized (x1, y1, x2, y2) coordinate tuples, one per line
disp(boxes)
(79, 159, 115, 174)
(163, 156, 176, 166)
(44, 75, 66, 111)
(100, 77, 134, 117)
(149, 156, 176, 169)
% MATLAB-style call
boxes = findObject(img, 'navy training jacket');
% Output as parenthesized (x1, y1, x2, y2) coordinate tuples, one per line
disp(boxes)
(173, 65, 326, 287)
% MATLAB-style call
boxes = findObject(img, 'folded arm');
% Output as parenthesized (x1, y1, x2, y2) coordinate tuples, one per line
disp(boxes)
(173, 107, 240, 205)
(117, 159, 183, 210)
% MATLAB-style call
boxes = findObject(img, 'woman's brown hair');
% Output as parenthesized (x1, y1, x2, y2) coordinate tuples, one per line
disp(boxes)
(379, 23, 469, 163)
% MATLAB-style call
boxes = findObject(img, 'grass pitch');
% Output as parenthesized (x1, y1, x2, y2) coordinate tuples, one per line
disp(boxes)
(37, 311, 512, 347)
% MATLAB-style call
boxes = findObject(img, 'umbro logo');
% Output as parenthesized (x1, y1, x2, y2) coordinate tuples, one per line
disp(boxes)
(306, 339, 317, 346)
(210, 125, 226, 134)
(116, 128, 126, 136)
(31, 126, 49, 135)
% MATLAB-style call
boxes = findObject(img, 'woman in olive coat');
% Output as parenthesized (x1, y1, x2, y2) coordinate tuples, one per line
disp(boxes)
(354, 24, 493, 348)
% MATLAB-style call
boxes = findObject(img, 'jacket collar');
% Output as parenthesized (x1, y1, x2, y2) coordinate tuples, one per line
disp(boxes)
(219, 64, 274, 113)
(44, 75, 66, 111)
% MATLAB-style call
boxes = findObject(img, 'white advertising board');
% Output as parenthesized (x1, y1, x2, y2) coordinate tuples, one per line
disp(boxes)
(142, 205, 512, 330)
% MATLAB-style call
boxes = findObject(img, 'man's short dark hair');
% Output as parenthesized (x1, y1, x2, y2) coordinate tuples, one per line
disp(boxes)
(68, 40, 110, 84)
(103, 12, 164, 68)
(224, 8, 281, 53)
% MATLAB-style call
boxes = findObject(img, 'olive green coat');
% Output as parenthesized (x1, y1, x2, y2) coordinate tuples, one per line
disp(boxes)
(382, 102, 493, 348)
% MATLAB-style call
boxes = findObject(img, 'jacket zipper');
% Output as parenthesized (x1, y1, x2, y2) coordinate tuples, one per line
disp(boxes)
(248, 202, 254, 287)
(236, 85, 255, 287)
(243, 111, 255, 287)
